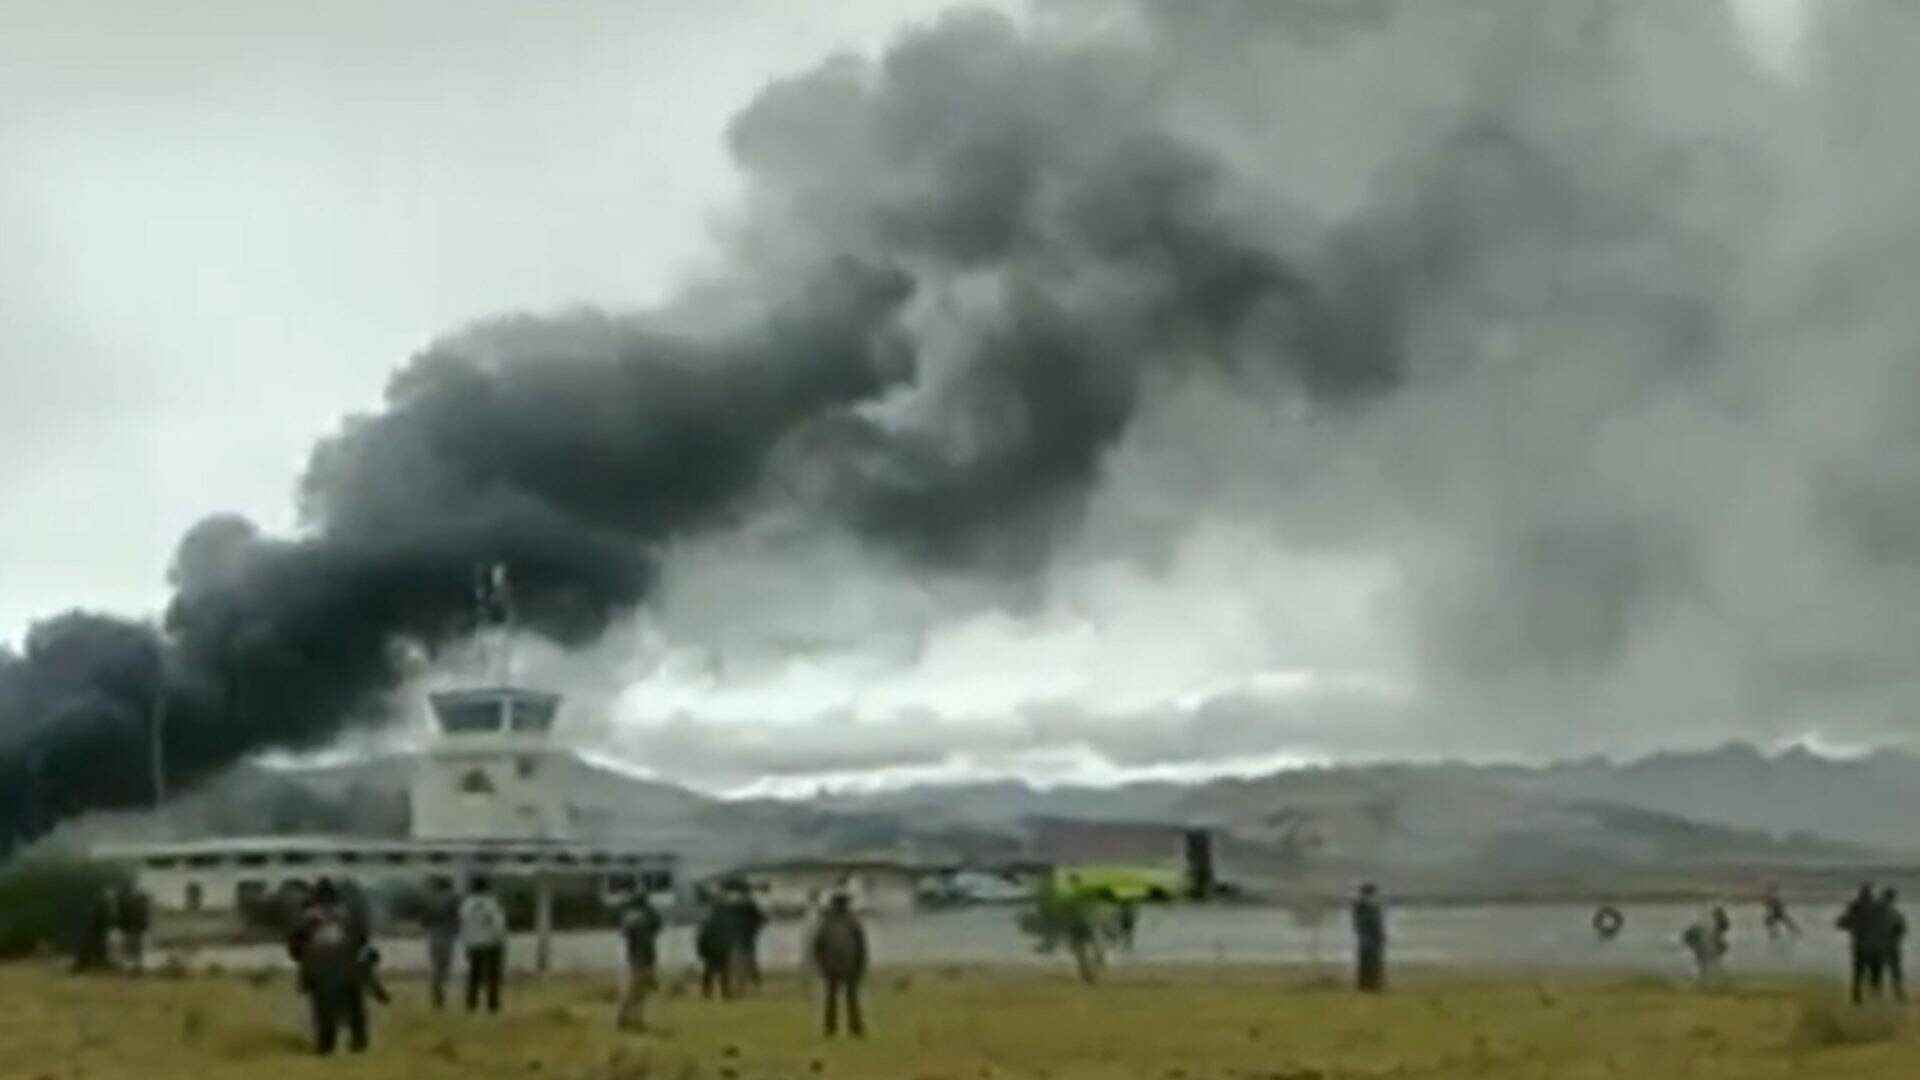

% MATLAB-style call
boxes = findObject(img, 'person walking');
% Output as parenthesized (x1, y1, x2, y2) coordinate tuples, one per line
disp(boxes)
(1881, 887, 1907, 1003)
(460, 876, 509, 1015)
(420, 878, 461, 1010)
(1838, 883, 1887, 1004)
(1681, 907, 1730, 990)
(287, 878, 371, 1055)
(1762, 883, 1799, 941)
(1351, 883, 1387, 993)
(810, 893, 869, 1038)
(615, 891, 664, 1032)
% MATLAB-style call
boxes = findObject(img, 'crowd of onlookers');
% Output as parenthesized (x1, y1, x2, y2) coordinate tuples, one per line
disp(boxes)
(272, 875, 871, 1055)
(65, 875, 1919, 1057)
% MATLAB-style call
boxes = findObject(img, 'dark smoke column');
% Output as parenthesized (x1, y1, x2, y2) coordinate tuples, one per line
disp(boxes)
(0, 259, 913, 852)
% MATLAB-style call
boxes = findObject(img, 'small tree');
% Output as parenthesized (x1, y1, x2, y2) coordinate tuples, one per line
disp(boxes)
(1018, 885, 1107, 984)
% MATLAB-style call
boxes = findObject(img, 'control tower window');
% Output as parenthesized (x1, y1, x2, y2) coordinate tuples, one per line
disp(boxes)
(509, 698, 557, 732)
(439, 700, 504, 734)
(459, 768, 496, 794)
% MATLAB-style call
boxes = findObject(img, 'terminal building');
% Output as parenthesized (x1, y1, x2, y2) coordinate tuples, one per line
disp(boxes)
(93, 682, 677, 936)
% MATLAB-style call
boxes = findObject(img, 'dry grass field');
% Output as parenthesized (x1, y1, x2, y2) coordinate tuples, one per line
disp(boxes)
(0, 962, 1914, 1079)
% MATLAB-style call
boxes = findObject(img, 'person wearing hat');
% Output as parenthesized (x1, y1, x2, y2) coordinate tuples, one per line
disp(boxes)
(809, 891, 870, 1038)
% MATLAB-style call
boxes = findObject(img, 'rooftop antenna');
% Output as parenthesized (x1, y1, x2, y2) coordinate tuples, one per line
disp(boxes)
(475, 561, 516, 687)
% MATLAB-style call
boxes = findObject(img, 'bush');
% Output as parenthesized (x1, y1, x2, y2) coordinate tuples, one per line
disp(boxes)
(1017, 887, 1107, 983)
(0, 855, 129, 959)
(1790, 995, 1901, 1050)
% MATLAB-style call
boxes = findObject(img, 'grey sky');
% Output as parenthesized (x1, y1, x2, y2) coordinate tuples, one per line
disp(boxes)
(0, 0, 974, 642)
(15, 0, 1890, 798)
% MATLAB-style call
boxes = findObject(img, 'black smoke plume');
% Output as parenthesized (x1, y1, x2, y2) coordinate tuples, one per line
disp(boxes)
(10, 0, 1920, 827)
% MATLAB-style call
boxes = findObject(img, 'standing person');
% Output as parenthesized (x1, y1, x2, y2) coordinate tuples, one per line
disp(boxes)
(1838, 883, 1887, 1004)
(460, 876, 509, 1015)
(730, 884, 768, 993)
(115, 886, 151, 974)
(1351, 883, 1387, 993)
(1116, 900, 1139, 953)
(70, 889, 115, 973)
(616, 891, 664, 1032)
(286, 878, 371, 1056)
(1881, 887, 1907, 1003)
(798, 891, 826, 1001)
(1762, 883, 1799, 941)
(696, 896, 734, 1000)
(811, 893, 869, 1038)
(419, 878, 461, 1010)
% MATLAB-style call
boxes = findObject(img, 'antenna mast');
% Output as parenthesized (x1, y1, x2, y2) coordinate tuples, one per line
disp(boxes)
(476, 562, 516, 686)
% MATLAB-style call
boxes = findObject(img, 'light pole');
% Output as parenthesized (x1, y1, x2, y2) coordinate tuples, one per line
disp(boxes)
(148, 633, 168, 815)
(149, 680, 167, 813)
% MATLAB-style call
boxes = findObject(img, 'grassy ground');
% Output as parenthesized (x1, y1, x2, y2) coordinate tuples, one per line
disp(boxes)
(2, 962, 1915, 1079)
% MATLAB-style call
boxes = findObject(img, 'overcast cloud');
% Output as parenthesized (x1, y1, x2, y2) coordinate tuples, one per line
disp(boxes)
(17, 0, 1920, 799)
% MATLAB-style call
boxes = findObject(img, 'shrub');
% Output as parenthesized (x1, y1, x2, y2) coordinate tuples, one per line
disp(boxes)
(0, 854, 129, 959)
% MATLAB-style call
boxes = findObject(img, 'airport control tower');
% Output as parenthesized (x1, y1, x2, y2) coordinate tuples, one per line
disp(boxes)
(411, 685, 570, 841)
(411, 562, 570, 842)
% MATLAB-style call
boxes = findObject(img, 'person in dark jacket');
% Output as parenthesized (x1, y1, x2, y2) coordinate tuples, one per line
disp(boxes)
(810, 893, 869, 1038)
(1351, 883, 1387, 993)
(286, 878, 371, 1055)
(1838, 883, 1888, 1004)
(616, 892, 665, 1031)
(71, 888, 115, 973)
(696, 897, 734, 1001)
(1882, 887, 1907, 1003)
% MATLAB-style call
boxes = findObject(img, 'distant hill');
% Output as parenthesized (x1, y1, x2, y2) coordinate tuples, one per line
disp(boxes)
(50, 740, 1908, 898)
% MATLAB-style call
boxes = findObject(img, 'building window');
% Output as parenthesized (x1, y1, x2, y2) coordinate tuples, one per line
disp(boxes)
(184, 882, 204, 912)
(460, 768, 496, 794)
(147, 856, 178, 870)
(515, 755, 538, 779)
(236, 854, 268, 868)
(186, 855, 221, 869)
(438, 700, 505, 734)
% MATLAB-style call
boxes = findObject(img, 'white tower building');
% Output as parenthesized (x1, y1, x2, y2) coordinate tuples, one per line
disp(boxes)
(411, 686, 570, 841)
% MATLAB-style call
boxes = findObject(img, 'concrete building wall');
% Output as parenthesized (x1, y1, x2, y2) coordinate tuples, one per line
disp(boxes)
(110, 842, 675, 919)
(412, 741, 570, 841)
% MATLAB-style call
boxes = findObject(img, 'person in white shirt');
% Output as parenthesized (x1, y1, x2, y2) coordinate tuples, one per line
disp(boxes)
(459, 876, 509, 1014)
